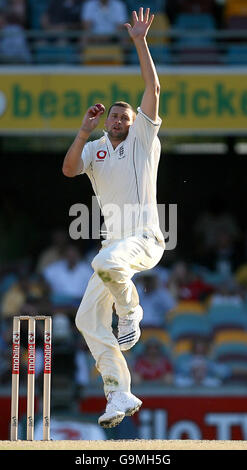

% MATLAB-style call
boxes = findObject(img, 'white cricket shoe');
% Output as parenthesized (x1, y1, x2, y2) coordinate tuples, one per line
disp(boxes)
(117, 305, 143, 351)
(98, 391, 142, 428)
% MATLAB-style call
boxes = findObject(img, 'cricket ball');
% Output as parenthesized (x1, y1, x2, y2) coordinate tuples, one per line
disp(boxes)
(95, 103, 105, 113)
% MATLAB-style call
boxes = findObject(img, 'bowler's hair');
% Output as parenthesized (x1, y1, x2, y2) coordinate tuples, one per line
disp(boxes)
(107, 101, 136, 119)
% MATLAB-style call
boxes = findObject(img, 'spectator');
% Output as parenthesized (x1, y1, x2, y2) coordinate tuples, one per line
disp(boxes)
(1, 272, 50, 317)
(42, 244, 93, 302)
(0, 11, 31, 63)
(209, 278, 244, 307)
(36, 228, 70, 273)
(197, 230, 242, 276)
(175, 339, 230, 387)
(167, 261, 214, 302)
(193, 198, 241, 258)
(8, 0, 27, 27)
(42, 0, 82, 32)
(136, 272, 176, 327)
(132, 338, 173, 385)
(81, 0, 127, 43)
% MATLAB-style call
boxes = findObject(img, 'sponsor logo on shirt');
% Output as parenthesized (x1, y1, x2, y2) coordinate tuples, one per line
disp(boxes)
(118, 145, 125, 159)
(96, 150, 107, 160)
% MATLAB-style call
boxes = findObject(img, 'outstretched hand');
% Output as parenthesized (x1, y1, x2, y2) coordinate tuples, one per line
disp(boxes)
(124, 7, 154, 41)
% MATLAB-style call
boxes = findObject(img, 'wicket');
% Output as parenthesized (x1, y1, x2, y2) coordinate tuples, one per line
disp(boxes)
(10, 315, 52, 441)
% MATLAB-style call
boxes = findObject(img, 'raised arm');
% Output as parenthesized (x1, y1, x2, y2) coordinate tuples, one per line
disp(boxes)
(62, 104, 105, 177)
(125, 7, 160, 122)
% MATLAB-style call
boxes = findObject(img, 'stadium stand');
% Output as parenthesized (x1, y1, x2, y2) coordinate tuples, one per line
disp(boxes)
(34, 43, 78, 64)
(0, 0, 246, 65)
(210, 330, 247, 384)
(83, 44, 124, 65)
(208, 305, 247, 334)
(167, 313, 211, 343)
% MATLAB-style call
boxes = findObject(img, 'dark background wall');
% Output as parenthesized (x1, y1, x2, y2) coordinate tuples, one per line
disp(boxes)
(1, 150, 246, 263)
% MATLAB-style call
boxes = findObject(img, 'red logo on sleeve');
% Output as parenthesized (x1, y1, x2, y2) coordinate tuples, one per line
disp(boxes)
(97, 150, 107, 160)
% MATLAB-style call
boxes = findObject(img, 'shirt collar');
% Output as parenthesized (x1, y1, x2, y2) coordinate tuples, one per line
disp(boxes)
(103, 130, 129, 153)
(103, 130, 123, 153)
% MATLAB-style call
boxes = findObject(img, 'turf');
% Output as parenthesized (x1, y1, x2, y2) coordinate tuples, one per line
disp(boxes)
(0, 440, 247, 450)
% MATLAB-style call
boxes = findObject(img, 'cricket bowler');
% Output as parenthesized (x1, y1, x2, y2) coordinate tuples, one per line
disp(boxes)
(62, 7, 165, 428)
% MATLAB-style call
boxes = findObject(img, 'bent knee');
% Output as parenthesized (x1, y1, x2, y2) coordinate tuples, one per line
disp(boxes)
(91, 252, 114, 282)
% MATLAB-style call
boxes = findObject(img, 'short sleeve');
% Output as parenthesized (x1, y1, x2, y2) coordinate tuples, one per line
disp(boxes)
(79, 141, 93, 175)
(130, 107, 162, 151)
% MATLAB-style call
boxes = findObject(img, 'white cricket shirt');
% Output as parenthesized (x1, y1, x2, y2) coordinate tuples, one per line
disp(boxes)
(80, 107, 164, 243)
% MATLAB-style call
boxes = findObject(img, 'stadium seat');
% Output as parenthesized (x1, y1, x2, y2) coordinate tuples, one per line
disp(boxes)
(169, 300, 205, 314)
(166, 300, 205, 324)
(172, 338, 193, 356)
(174, 13, 216, 48)
(129, 45, 171, 65)
(208, 305, 247, 334)
(175, 46, 221, 65)
(175, 13, 216, 30)
(34, 44, 78, 64)
(125, 0, 164, 13)
(211, 330, 247, 384)
(214, 330, 247, 345)
(225, 0, 247, 20)
(168, 314, 211, 342)
(141, 327, 171, 346)
(134, 327, 172, 358)
(150, 45, 171, 64)
(171, 338, 194, 376)
(83, 45, 124, 65)
(225, 45, 247, 65)
(148, 13, 170, 45)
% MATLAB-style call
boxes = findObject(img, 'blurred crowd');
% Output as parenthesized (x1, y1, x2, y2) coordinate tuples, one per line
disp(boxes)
(1, 200, 247, 399)
(0, 0, 246, 64)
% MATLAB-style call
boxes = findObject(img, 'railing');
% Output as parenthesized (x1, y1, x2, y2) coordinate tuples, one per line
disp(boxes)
(0, 29, 247, 65)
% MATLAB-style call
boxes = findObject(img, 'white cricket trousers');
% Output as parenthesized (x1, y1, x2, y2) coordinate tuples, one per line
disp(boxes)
(75, 231, 164, 397)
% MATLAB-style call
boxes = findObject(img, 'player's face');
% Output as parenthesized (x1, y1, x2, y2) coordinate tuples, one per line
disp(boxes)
(105, 106, 134, 141)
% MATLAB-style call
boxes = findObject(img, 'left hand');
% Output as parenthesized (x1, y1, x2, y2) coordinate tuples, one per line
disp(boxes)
(124, 7, 154, 41)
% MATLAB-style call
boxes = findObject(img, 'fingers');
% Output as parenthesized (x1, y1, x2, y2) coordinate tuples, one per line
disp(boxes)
(132, 7, 152, 24)
(147, 13, 154, 28)
(124, 22, 132, 34)
(132, 10, 138, 24)
(144, 8, 150, 23)
(88, 104, 105, 117)
(139, 7, 143, 22)
(95, 103, 105, 114)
